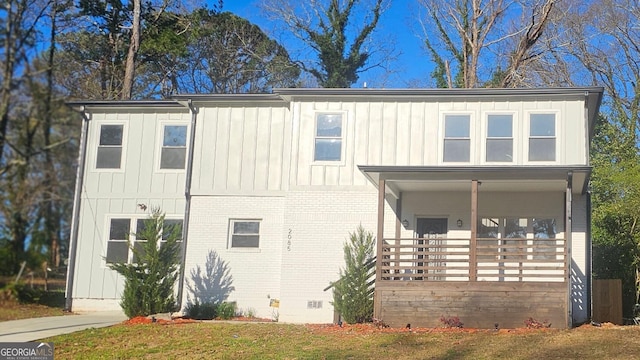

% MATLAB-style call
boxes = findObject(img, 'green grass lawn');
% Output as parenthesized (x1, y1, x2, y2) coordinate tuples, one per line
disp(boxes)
(45, 322, 640, 359)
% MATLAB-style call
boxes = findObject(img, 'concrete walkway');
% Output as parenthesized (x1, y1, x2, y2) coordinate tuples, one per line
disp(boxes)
(0, 311, 127, 342)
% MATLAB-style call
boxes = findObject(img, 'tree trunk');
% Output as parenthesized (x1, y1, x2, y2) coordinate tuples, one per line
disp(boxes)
(0, 0, 16, 166)
(121, 0, 141, 99)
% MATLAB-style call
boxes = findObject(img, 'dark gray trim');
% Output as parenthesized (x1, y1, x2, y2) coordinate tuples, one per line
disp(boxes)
(66, 100, 185, 108)
(274, 87, 604, 97)
(586, 191, 592, 321)
(172, 93, 284, 102)
(566, 171, 573, 327)
(358, 165, 592, 182)
(358, 165, 592, 173)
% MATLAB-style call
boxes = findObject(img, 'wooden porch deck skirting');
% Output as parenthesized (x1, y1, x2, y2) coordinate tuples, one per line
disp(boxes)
(376, 281, 567, 329)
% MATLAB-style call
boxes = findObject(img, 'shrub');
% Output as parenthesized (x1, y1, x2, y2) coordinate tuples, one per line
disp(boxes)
(217, 302, 236, 320)
(185, 301, 218, 320)
(440, 315, 464, 328)
(108, 208, 182, 318)
(331, 225, 376, 324)
(244, 307, 256, 318)
(524, 317, 550, 329)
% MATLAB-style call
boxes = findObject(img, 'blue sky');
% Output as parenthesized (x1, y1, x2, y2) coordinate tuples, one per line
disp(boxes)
(217, 0, 431, 88)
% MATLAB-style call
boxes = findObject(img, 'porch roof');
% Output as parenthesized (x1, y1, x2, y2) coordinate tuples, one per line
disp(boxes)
(358, 165, 591, 198)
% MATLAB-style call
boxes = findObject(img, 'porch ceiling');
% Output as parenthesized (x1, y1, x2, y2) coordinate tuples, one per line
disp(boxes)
(358, 165, 591, 198)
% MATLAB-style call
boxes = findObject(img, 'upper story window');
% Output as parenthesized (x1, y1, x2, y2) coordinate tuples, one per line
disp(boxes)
(160, 125, 187, 169)
(314, 113, 343, 161)
(443, 114, 470, 162)
(229, 219, 260, 248)
(486, 114, 513, 162)
(529, 114, 556, 161)
(105, 217, 183, 265)
(97, 125, 123, 169)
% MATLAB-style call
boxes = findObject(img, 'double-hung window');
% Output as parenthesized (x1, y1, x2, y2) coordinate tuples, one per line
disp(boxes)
(105, 217, 183, 265)
(443, 114, 470, 162)
(229, 220, 260, 248)
(106, 219, 130, 264)
(160, 125, 187, 169)
(133, 219, 149, 263)
(486, 114, 513, 162)
(97, 125, 123, 169)
(529, 114, 556, 161)
(314, 113, 343, 161)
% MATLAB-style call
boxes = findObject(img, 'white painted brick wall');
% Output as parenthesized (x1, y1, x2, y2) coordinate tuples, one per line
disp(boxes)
(183, 195, 285, 320)
(279, 188, 386, 323)
(183, 185, 393, 324)
(571, 194, 589, 324)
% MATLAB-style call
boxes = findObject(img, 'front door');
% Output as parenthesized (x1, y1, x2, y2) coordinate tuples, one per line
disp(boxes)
(416, 218, 448, 280)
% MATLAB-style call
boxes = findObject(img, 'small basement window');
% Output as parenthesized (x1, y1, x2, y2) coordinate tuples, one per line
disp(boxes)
(229, 220, 260, 248)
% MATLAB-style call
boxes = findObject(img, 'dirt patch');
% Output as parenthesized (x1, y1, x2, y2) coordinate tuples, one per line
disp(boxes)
(121, 315, 273, 325)
(304, 322, 623, 335)
(123, 316, 197, 325)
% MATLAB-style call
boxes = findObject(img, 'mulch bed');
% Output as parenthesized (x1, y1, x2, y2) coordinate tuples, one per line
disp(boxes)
(122, 316, 625, 335)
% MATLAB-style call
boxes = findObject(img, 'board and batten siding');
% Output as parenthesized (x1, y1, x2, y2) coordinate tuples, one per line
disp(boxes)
(83, 109, 190, 197)
(72, 108, 189, 309)
(289, 98, 589, 188)
(191, 105, 290, 195)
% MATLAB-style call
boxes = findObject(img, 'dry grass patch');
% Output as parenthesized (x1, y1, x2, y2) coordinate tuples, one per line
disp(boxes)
(0, 301, 66, 321)
(46, 322, 640, 359)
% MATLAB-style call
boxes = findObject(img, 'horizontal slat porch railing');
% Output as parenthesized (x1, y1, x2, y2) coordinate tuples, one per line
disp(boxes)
(379, 237, 568, 282)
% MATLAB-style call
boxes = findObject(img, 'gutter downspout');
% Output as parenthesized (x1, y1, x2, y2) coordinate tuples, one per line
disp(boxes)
(64, 108, 91, 312)
(566, 171, 573, 328)
(587, 190, 592, 321)
(176, 99, 198, 309)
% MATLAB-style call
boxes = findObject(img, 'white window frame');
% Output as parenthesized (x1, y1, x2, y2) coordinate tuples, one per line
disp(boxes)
(94, 122, 127, 171)
(484, 112, 516, 163)
(228, 219, 261, 250)
(527, 112, 558, 162)
(313, 112, 346, 164)
(441, 113, 473, 163)
(156, 122, 189, 172)
(104, 216, 184, 267)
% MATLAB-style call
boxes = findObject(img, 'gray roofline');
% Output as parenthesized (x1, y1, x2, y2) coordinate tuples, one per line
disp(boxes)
(171, 93, 284, 102)
(66, 87, 604, 111)
(274, 87, 604, 97)
(66, 100, 186, 109)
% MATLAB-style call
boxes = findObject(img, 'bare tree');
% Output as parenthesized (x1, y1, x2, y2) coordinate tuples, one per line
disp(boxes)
(418, 0, 556, 88)
(262, 0, 391, 88)
(0, 0, 53, 167)
(560, 0, 640, 307)
(121, 0, 141, 100)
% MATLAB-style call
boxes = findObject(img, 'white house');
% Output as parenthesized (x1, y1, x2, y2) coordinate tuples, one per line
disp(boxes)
(65, 87, 603, 328)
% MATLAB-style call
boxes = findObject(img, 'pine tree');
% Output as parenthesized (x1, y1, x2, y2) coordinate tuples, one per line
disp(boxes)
(108, 208, 182, 318)
(332, 225, 376, 324)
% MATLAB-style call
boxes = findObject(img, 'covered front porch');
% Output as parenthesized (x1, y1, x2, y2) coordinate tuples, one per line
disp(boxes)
(359, 166, 591, 329)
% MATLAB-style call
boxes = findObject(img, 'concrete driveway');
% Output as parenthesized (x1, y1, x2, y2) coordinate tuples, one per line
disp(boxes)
(0, 311, 127, 342)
